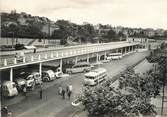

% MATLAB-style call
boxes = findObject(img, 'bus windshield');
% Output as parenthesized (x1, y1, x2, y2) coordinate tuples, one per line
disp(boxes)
(85, 76, 95, 79)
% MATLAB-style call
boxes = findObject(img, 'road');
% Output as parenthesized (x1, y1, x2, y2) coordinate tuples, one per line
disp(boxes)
(6, 51, 149, 117)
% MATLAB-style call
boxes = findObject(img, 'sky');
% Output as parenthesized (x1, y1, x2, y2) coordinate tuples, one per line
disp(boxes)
(1, 0, 167, 29)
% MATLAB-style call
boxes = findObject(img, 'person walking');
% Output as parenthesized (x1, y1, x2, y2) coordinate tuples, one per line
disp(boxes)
(62, 89, 65, 99)
(67, 90, 72, 99)
(58, 86, 62, 95)
(66, 85, 69, 92)
(34, 48, 36, 53)
(23, 86, 27, 96)
(39, 87, 43, 99)
(2, 106, 8, 117)
(69, 85, 72, 92)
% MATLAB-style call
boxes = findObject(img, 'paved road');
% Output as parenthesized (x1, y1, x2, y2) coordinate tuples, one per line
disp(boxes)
(6, 51, 149, 117)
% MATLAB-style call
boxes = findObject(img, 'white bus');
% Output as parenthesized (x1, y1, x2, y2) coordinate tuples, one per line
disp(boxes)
(106, 52, 122, 60)
(84, 68, 107, 86)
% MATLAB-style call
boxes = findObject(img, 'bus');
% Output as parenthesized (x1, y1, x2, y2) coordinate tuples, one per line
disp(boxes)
(66, 62, 93, 74)
(106, 52, 122, 60)
(84, 68, 107, 86)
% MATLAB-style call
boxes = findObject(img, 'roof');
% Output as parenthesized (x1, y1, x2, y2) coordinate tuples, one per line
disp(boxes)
(43, 70, 54, 74)
(85, 68, 106, 77)
(74, 62, 90, 66)
(24, 46, 36, 49)
(108, 53, 122, 55)
(2, 81, 15, 85)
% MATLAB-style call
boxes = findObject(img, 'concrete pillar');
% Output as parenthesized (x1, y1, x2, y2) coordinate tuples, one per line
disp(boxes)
(132, 46, 134, 52)
(45, 54, 47, 59)
(70, 51, 72, 55)
(39, 62, 42, 76)
(104, 52, 107, 60)
(65, 52, 68, 56)
(4, 59, 7, 66)
(121, 48, 123, 54)
(14, 58, 17, 64)
(75, 56, 78, 64)
(38, 55, 41, 60)
(60, 59, 62, 72)
(23, 56, 26, 63)
(116, 49, 119, 53)
(10, 68, 13, 81)
(31, 56, 34, 61)
(87, 54, 89, 63)
(125, 48, 127, 53)
(51, 53, 53, 58)
(96, 53, 99, 63)
(56, 53, 58, 57)
(98, 55, 101, 61)
(134, 46, 136, 51)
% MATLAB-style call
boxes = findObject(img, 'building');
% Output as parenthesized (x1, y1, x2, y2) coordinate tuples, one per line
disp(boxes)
(155, 29, 164, 36)
(144, 28, 155, 37)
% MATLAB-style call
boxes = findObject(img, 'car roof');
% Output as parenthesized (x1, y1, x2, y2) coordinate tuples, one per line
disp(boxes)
(2, 81, 15, 85)
(108, 53, 122, 55)
(74, 62, 90, 66)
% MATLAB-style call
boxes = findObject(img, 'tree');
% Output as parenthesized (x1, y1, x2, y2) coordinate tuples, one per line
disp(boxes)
(81, 67, 157, 117)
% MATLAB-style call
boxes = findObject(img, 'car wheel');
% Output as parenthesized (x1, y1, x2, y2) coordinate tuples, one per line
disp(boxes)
(68, 71, 72, 74)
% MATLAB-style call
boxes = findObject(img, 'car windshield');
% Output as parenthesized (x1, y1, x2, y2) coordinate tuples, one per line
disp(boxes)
(12, 84, 16, 88)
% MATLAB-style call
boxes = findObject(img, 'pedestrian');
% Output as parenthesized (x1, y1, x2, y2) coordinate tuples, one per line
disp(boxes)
(58, 86, 62, 95)
(66, 85, 69, 92)
(69, 85, 73, 92)
(67, 90, 72, 99)
(2, 106, 8, 117)
(62, 89, 65, 99)
(23, 86, 27, 96)
(39, 87, 43, 99)
(34, 48, 36, 53)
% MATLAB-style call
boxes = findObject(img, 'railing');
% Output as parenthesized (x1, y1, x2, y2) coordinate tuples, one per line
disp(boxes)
(0, 42, 139, 69)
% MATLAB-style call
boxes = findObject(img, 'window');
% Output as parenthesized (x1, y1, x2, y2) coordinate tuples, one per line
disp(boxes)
(13, 84, 16, 88)
(86, 76, 94, 79)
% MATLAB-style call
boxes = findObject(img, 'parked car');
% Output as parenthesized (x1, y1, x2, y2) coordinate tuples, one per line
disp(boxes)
(42, 70, 55, 82)
(24, 74, 35, 89)
(31, 72, 43, 85)
(55, 67, 63, 78)
(18, 72, 35, 89)
(2, 81, 18, 97)
(14, 78, 26, 91)
(66, 62, 93, 74)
